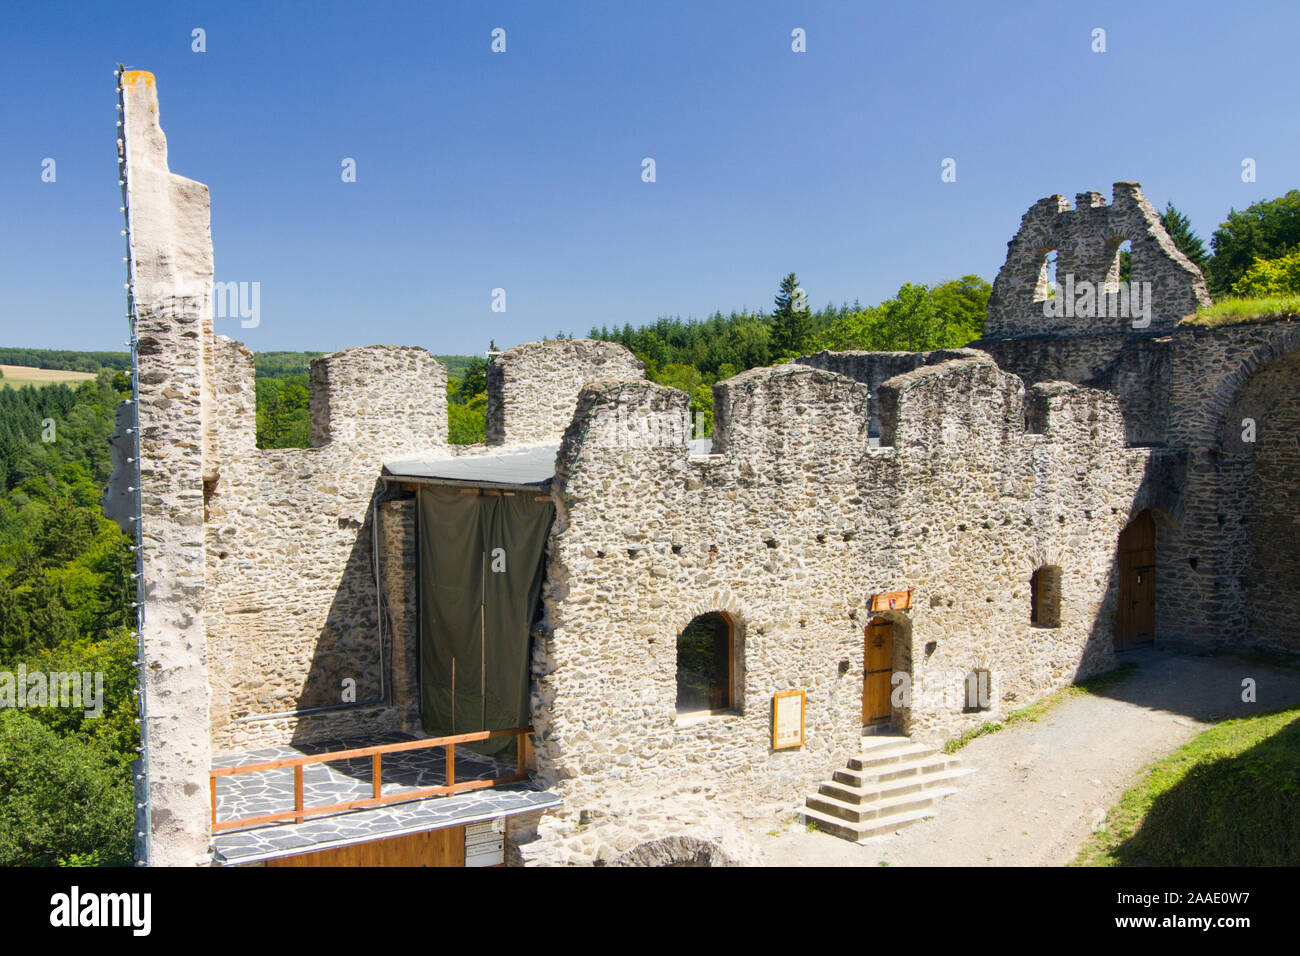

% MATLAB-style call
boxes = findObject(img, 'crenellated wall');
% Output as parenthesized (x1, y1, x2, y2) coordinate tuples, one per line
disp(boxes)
(531, 357, 1153, 831)
(204, 338, 446, 752)
(486, 339, 646, 446)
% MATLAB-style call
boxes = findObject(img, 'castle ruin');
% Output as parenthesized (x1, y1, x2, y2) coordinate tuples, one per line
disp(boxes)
(114, 72, 1298, 866)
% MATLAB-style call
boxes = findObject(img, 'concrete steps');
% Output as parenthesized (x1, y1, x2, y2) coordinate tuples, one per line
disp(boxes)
(800, 735, 970, 842)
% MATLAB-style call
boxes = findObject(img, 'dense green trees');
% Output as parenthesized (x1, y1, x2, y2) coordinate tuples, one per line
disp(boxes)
(255, 375, 310, 448)
(1207, 190, 1300, 296)
(0, 370, 138, 865)
(771, 272, 814, 359)
(0, 710, 133, 866)
(1231, 248, 1300, 297)
(0, 349, 129, 374)
(1161, 202, 1209, 272)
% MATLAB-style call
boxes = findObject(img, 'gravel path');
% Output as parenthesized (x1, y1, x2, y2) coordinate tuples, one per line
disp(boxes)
(755, 648, 1300, 866)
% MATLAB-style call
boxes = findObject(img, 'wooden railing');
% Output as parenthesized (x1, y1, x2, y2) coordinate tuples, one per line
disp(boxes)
(210, 727, 531, 833)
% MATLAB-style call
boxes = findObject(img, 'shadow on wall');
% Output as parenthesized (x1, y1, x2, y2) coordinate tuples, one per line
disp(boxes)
(1069, 444, 1182, 691)
(288, 484, 388, 747)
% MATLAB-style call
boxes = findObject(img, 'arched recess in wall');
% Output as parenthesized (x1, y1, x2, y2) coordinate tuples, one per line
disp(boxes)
(1220, 345, 1300, 650)
(1103, 237, 1133, 294)
(1032, 249, 1059, 302)
(675, 611, 742, 715)
(1030, 565, 1062, 628)
(962, 668, 993, 713)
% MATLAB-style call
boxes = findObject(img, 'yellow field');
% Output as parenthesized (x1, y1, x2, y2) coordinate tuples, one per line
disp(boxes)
(0, 364, 98, 389)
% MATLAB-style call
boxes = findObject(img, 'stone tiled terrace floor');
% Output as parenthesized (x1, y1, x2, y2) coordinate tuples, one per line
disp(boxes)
(210, 731, 560, 865)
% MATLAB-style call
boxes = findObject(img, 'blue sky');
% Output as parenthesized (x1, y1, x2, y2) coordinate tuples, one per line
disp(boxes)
(1, 0, 1296, 356)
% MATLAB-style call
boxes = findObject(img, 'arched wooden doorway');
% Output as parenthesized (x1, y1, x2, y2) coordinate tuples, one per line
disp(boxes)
(1115, 510, 1155, 649)
(862, 617, 893, 726)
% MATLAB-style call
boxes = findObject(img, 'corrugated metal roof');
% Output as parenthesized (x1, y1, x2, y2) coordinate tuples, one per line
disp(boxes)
(383, 444, 559, 489)
(385, 437, 718, 489)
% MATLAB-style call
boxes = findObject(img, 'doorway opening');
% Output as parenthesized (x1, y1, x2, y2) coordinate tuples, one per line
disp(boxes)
(1116, 510, 1156, 649)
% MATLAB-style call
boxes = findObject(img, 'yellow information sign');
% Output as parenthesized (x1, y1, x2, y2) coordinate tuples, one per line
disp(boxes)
(772, 690, 806, 750)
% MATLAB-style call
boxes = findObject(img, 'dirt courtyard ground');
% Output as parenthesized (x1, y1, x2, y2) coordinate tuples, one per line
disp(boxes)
(754, 648, 1300, 866)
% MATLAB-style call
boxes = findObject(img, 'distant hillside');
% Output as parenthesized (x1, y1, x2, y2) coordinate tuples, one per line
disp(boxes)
(0, 366, 99, 390)
(0, 349, 129, 374)
(253, 351, 477, 380)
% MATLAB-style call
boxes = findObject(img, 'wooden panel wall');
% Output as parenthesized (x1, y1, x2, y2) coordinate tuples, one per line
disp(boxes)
(268, 825, 467, 867)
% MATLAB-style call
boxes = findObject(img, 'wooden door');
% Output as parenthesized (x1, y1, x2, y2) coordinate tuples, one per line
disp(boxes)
(863, 618, 894, 726)
(1116, 511, 1156, 649)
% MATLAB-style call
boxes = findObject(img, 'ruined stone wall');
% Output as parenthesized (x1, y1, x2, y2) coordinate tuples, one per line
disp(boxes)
(984, 182, 1210, 339)
(486, 339, 645, 445)
(532, 357, 1150, 830)
(204, 340, 446, 753)
(1156, 319, 1300, 652)
(974, 333, 1173, 445)
(122, 70, 215, 867)
(976, 301, 1300, 653)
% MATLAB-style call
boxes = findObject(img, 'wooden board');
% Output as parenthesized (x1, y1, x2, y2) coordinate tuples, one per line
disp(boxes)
(870, 589, 913, 612)
(863, 619, 894, 725)
(267, 825, 467, 867)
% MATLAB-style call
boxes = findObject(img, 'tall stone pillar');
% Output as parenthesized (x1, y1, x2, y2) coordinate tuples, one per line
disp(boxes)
(120, 69, 213, 866)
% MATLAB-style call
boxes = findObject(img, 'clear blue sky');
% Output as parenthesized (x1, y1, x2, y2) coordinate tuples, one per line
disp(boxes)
(1, 0, 1296, 356)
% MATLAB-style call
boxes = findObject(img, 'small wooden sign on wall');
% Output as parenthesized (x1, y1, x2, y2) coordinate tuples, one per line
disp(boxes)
(772, 690, 806, 750)
(870, 588, 914, 613)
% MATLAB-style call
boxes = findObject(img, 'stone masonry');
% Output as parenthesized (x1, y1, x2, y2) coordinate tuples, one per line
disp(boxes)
(122, 74, 1297, 866)
(486, 339, 646, 446)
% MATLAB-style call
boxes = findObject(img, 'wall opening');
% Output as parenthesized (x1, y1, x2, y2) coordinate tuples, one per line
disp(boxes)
(1104, 238, 1132, 294)
(963, 669, 992, 712)
(1030, 565, 1062, 628)
(1116, 510, 1156, 649)
(676, 612, 736, 715)
(1033, 249, 1059, 302)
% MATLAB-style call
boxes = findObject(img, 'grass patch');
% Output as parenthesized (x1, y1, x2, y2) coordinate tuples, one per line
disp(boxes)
(1073, 706, 1300, 866)
(1005, 662, 1138, 725)
(1182, 296, 1300, 327)
(942, 663, 1139, 753)
(943, 721, 1003, 753)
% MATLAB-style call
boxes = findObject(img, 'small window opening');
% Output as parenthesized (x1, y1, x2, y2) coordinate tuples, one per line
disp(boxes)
(1030, 566, 1062, 628)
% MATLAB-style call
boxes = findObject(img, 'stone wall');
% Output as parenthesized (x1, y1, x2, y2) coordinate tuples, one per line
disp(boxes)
(977, 313, 1300, 654)
(204, 339, 446, 752)
(531, 358, 1151, 846)
(1157, 320, 1300, 652)
(793, 348, 984, 437)
(974, 333, 1173, 446)
(486, 339, 646, 445)
(121, 70, 215, 867)
(984, 182, 1210, 339)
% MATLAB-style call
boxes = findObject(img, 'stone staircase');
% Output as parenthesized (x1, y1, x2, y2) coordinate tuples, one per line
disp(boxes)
(800, 735, 971, 842)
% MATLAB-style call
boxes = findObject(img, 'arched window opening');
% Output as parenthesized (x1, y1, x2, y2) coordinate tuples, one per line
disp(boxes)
(1033, 249, 1059, 302)
(676, 612, 734, 715)
(1030, 566, 1062, 628)
(963, 669, 992, 712)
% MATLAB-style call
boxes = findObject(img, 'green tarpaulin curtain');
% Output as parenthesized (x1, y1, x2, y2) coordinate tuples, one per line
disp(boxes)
(418, 486, 554, 756)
